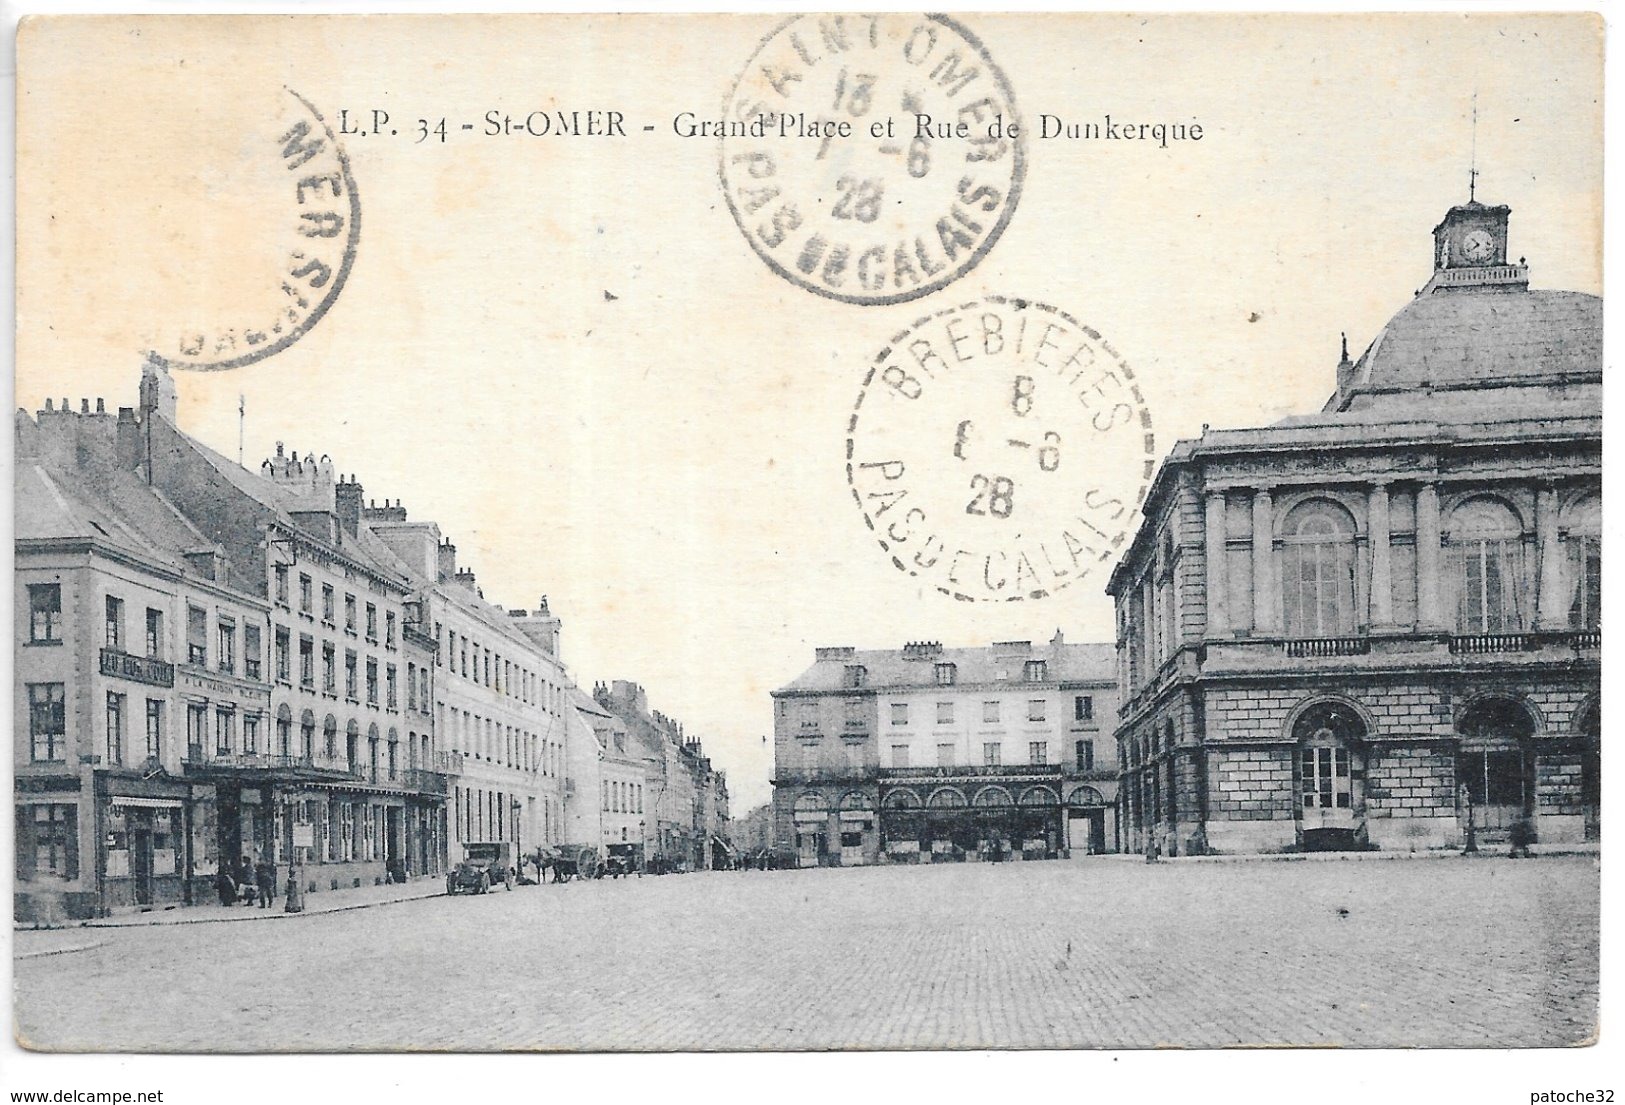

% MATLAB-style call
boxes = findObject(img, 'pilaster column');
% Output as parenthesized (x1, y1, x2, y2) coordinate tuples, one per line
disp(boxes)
(1252, 487, 1278, 633)
(1535, 482, 1564, 630)
(1204, 490, 1229, 637)
(1416, 482, 1444, 628)
(1368, 481, 1393, 627)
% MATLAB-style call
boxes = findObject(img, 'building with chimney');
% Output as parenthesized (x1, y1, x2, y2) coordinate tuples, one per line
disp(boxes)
(770, 635, 1120, 866)
(1108, 193, 1600, 856)
(594, 681, 730, 871)
(15, 363, 457, 920)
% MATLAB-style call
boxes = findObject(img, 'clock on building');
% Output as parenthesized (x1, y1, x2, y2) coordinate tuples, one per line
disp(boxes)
(1460, 229, 1495, 264)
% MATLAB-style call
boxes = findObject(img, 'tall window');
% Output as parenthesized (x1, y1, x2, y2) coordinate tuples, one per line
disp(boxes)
(145, 609, 163, 658)
(1074, 695, 1094, 722)
(1024, 660, 1048, 682)
(29, 805, 76, 879)
(243, 714, 259, 755)
(407, 663, 418, 711)
(345, 650, 358, 698)
(1075, 738, 1094, 771)
(1564, 495, 1601, 631)
(937, 742, 955, 767)
(982, 700, 1000, 724)
(275, 626, 291, 681)
(274, 563, 290, 605)
(244, 624, 262, 680)
(28, 683, 66, 762)
(217, 622, 235, 674)
(1301, 745, 1352, 810)
(28, 584, 62, 643)
(890, 744, 909, 768)
(386, 612, 396, 648)
(982, 741, 1002, 766)
(298, 574, 312, 614)
(366, 604, 378, 641)
(366, 658, 379, 704)
(345, 594, 357, 632)
(935, 662, 957, 685)
(186, 704, 207, 760)
(105, 595, 124, 650)
(106, 692, 125, 764)
(1027, 699, 1046, 722)
(323, 643, 337, 693)
(1448, 498, 1525, 634)
(890, 703, 908, 725)
(386, 665, 398, 709)
(1028, 740, 1047, 765)
(146, 699, 164, 761)
(299, 636, 314, 687)
(1281, 499, 1356, 637)
(321, 584, 335, 624)
(215, 709, 235, 755)
(186, 606, 208, 665)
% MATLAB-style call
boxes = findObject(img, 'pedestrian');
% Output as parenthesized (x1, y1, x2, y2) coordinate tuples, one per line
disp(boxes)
(255, 857, 276, 908)
(215, 865, 237, 906)
(238, 855, 255, 904)
(1508, 815, 1535, 859)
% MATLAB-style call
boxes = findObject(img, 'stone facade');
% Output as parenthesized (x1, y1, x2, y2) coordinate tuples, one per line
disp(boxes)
(771, 636, 1121, 866)
(1108, 195, 1601, 855)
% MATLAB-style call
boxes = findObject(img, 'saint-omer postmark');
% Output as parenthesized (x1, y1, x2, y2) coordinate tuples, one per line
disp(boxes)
(720, 14, 1024, 306)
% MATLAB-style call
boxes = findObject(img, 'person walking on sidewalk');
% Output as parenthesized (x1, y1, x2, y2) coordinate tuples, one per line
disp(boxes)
(255, 857, 276, 908)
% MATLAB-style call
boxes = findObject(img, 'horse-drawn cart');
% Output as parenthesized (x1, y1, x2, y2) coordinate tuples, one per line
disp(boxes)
(546, 843, 602, 882)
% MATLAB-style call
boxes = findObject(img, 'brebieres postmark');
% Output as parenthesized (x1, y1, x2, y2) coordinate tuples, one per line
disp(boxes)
(150, 88, 360, 372)
(720, 14, 1025, 305)
(847, 297, 1155, 602)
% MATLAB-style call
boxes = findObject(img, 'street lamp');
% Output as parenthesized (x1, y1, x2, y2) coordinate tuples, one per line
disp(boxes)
(1460, 784, 1478, 855)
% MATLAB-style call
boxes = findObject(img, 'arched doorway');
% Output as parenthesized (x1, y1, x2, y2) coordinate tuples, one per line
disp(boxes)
(792, 792, 828, 867)
(1293, 700, 1368, 851)
(925, 787, 968, 861)
(836, 791, 874, 866)
(1017, 785, 1061, 859)
(1456, 697, 1536, 842)
(1066, 785, 1110, 855)
(1575, 702, 1600, 841)
(879, 787, 922, 862)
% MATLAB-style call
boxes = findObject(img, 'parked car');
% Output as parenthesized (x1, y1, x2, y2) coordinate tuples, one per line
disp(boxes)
(446, 843, 516, 895)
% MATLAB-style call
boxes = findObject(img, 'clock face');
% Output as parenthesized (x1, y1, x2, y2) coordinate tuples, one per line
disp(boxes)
(1461, 229, 1495, 264)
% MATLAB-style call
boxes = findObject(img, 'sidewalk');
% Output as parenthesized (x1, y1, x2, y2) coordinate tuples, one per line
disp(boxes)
(11, 875, 452, 932)
(1153, 842, 1600, 864)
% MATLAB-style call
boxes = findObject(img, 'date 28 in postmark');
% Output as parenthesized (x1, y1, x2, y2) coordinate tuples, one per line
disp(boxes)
(847, 297, 1155, 602)
(721, 14, 1025, 306)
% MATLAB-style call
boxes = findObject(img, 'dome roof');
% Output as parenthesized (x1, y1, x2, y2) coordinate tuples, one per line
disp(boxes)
(1346, 286, 1601, 398)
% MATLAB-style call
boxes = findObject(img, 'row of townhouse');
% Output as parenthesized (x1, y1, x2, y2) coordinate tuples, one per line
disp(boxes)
(15, 361, 729, 922)
(568, 681, 732, 873)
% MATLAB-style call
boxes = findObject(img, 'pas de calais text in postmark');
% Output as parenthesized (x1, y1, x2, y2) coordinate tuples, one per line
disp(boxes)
(151, 88, 361, 373)
(847, 297, 1155, 602)
(721, 14, 1024, 306)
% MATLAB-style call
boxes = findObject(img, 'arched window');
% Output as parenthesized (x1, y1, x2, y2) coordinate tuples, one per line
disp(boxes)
(300, 710, 316, 761)
(1563, 495, 1601, 630)
(927, 787, 967, 809)
(1448, 498, 1525, 633)
(838, 791, 873, 812)
(322, 715, 338, 761)
(882, 788, 920, 810)
(793, 792, 828, 814)
(1291, 702, 1365, 814)
(1281, 499, 1356, 637)
(972, 785, 1013, 808)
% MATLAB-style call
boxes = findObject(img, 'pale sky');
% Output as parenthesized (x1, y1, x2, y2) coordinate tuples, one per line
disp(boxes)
(15, 13, 1603, 811)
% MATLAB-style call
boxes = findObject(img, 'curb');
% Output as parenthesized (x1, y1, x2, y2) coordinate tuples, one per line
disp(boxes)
(15, 941, 108, 961)
(76, 888, 449, 929)
(1158, 847, 1599, 864)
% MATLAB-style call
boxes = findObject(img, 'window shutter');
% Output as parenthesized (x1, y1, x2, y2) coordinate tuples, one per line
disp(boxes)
(15, 806, 36, 881)
(64, 805, 80, 881)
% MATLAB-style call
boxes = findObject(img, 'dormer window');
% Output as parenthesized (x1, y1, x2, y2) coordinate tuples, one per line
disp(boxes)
(935, 663, 957, 685)
(844, 665, 867, 689)
(1024, 660, 1047, 683)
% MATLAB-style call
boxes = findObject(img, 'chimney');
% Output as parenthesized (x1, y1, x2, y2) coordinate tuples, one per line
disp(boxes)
(116, 407, 142, 470)
(438, 540, 457, 582)
(140, 357, 178, 423)
(335, 474, 363, 535)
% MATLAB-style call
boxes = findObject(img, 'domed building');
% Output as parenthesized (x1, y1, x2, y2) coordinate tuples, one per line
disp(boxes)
(1108, 195, 1600, 855)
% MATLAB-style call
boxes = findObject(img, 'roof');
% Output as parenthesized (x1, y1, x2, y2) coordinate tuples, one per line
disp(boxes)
(1340, 286, 1601, 402)
(775, 641, 1117, 694)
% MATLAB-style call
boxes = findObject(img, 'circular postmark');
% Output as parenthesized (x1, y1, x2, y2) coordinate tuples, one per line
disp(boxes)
(846, 297, 1155, 602)
(721, 14, 1024, 306)
(148, 88, 360, 373)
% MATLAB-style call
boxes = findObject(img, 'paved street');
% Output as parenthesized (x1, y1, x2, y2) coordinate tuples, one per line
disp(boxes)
(14, 855, 1598, 1051)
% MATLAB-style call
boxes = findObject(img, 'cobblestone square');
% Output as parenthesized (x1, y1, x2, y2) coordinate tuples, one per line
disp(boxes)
(14, 855, 1599, 1051)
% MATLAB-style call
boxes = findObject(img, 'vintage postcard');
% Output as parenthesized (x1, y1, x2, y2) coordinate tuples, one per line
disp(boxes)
(7, 6, 1605, 1076)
